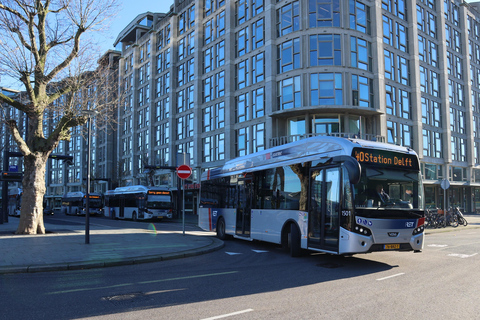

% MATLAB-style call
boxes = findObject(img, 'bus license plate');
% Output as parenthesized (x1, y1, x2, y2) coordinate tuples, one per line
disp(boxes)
(384, 244, 400, 250)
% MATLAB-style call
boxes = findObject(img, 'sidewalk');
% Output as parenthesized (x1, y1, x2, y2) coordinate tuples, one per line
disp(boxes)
(0, 214, 223, 274)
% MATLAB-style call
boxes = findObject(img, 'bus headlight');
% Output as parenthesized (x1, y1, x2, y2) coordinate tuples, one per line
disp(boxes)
(354, 224, 372, 236)
(412, 217, 425, 235)
(412, 226, 424, 235)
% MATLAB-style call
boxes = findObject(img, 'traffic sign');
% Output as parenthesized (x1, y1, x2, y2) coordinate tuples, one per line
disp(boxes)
(177, 164, 192, 180)
(441, 179, 450, 190)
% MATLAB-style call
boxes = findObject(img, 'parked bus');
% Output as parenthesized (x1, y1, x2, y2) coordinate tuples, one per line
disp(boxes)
(199, 136, 425, 256)
(8, 188, 22, 217)
(61, 192, 104, 216)
(104, 185, 174, 221)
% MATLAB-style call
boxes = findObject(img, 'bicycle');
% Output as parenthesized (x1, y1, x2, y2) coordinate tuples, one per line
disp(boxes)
(452, 206, 468, 226)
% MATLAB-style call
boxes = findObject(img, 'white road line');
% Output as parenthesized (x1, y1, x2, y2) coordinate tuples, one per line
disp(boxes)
(225, 252, 242, 255)
(376, 273, 405, 281)
(448, 253, 478, 259)
(427, 244, 448, 247)
(201, 309, 254, 320)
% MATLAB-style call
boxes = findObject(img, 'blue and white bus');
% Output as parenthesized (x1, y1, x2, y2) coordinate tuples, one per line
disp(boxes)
(61, 192, 104, 216)
(104, 185, 174, 221)
(199, 136, 425, 256)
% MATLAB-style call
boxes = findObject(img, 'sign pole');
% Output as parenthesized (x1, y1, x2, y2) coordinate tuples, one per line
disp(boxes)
(182, 178, 185, 235)
(176, 164, 192, 236)
(441, 179, 450, 227)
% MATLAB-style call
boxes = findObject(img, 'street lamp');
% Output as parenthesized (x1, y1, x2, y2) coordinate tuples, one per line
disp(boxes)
(83, 109, 98, 244)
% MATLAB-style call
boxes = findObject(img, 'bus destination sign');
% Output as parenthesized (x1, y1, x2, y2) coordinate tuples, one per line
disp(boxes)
(148, 190, 170, 195)
(352, 148, 419, 170)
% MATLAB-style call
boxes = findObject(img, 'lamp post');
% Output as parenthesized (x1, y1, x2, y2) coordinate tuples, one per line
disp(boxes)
(83, 109, 98, 244)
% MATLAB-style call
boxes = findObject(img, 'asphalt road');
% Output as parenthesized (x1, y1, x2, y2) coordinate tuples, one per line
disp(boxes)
(1, 221, 479, 320)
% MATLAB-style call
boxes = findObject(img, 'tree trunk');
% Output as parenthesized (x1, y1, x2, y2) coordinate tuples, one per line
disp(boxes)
(16, 153, 49, 235)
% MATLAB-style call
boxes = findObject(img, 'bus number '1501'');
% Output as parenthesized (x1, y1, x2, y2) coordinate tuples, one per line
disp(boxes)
(342, 210, 351, 217)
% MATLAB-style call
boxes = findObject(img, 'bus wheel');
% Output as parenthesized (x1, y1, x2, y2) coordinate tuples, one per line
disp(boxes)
(216, 217, 228, 240)
(288, 223, 302, 257)
(132, 211, 137, 222)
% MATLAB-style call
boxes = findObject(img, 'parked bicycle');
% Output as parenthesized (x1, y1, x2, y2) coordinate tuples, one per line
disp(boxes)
(425, 207, 466, 228)
(451, 206, 468, 226)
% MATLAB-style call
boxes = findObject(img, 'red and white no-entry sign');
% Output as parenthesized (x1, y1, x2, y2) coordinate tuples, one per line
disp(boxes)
(176, 164, 192, 179)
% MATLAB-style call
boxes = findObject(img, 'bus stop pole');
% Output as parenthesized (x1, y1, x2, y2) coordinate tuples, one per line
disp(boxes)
(85, 116, 92, 244)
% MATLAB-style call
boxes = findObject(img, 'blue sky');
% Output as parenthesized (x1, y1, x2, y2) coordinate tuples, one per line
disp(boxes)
(1, 0, 173, 89)
(100, 0, 174, 52)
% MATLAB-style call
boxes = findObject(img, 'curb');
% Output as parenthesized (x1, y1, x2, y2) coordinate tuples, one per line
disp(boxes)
(0, 237, 224, 274)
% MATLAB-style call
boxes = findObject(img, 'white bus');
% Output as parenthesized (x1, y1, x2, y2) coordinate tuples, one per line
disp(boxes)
(199, 136, 425, 256)
(104, 185, 174, 221)
(61, 192, 104, 216)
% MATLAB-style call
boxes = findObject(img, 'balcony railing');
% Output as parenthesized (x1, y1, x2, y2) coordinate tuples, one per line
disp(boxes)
(269, 132, 386, 148)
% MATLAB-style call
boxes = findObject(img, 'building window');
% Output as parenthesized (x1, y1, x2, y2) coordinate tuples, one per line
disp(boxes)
(253, 123, 265, 152)
(237, 59, 249, 89)
(277, 1, 300, 37)
(253, 87, 264, 118)
(236, 127, 250, 157)
(253, 52, 265, 83)
(236, 92, 249, 123)
(237, 27, 249, 57)
(277, 38, 300, 73)
(310, 34, 341, 66)
(423, 129, 442, 158)
(252, 18, 264, 49)
(236, 0, 249, 25)
(310, 73, 343, 106)
(308, 0, 340, 27)
(277, 76, 301, 110)
(352, 75, 372, 108)
(350, 0, 370, 34)
(351, 36, 371, 71)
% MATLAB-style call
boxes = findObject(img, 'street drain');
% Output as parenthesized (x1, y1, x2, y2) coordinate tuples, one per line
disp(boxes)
(317, 262, 343, 269)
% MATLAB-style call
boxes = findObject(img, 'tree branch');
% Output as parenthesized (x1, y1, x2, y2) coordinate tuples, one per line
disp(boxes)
(5, 119, 31, 156)
(0, 92, 29, 113)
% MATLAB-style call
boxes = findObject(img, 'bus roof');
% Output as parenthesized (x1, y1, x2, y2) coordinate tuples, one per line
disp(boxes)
(108, 185, 172, 195)
(202, 136, 418, 180)
(62, 192, 103, 198)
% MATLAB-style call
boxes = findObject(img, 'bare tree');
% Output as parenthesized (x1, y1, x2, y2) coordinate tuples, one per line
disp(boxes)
(0, 0, 119, 234)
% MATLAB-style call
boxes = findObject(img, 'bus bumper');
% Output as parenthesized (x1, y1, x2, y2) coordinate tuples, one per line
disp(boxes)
(339, 229, 424, 254)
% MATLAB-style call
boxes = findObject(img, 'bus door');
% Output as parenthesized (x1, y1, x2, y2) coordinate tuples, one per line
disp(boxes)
(308, 166, 340, 251)
(236, 174, 253, 237)
(119, 196, 125, 218)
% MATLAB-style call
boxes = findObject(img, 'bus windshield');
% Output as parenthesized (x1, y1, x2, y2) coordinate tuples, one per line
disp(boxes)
(354, 166, 423, 210)
(88, 198, 103, 208)
(146, 195, 172, 209)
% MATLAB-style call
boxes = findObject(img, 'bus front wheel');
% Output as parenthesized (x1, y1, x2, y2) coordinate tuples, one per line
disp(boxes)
(287, 223, 302, 257)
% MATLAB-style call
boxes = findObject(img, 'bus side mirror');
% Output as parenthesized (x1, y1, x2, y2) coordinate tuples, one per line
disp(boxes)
(331, 156, 361, 185)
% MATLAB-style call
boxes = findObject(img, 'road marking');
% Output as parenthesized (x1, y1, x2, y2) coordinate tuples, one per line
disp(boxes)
(225, 252, 242, 255)
(252, 250, 269, 253)
(427, 244, 448, 247)
(448, 253, 478, 259)
(376, 273, 405, 281)
(201, 309, 254, 320)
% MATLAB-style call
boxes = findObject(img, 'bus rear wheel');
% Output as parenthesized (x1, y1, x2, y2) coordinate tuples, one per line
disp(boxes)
(216, 217, 228, 240)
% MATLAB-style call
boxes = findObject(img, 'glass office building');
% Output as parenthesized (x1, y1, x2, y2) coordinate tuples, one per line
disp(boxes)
(5, 0, 480, 214)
